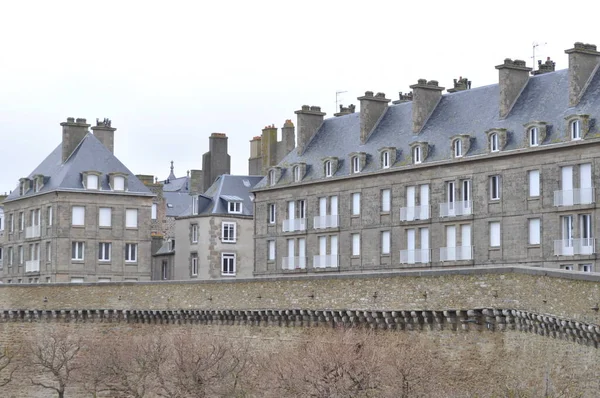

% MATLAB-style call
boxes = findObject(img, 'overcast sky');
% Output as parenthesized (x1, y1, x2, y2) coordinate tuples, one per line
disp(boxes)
(1, 0, 598, 194)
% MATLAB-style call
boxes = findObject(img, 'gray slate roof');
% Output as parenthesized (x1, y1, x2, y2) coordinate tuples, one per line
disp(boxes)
(179, 175, 262, 217)
(5, 133, 153, 202)
(162, 176, 189, 193)
(254, 68, 600, 189)
(164, 191, 193, 217)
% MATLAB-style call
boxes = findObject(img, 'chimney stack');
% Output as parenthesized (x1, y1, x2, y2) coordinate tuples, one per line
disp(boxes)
(357, 92, 390, 143)
(202, 133, 230, 192)
(334, 104, 356, 117)
(281, 119, 296, 154)
(391, 92, 413, 105)
(409, 79, 445, 133)
(532, 57, 556, 76)
(565, 42, 600, 107)
(495, 59, 531, 119)
(91, 118, 116, 153)
(60, 117, 90, 163)
(190, 170, 204, 194)
(447, 76, 471, 93)
(295, 105, 326, 155)
(248, 136, 262, 176)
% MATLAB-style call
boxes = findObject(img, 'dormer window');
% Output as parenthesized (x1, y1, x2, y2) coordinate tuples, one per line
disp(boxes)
(453, 139, 462, 158)
(87, 174, 99, 190)
(529, 127, 539, 146)
(382, 151, 390, 169)
(490, 133, 499, 152)
(293, 166, 300, 182)
(290, 163, 306, 183)
(192, 196, 199, 215)
(267, 167, 282, 186)
(352, 156, 360, 173)
(325, 161, 332, 177)
(114, 176, 125, 191)
(268, 170, 276, 186)
(19, 178, 31, 196)
(571, 119, 581, 140)
(348, 152, 366, 174)
(228, 201, 242, 214)
(413, 146, 421, 164)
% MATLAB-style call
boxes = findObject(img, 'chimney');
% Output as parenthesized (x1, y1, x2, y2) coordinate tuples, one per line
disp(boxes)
(295, 105, 326, 155)
(60, 117, 90, 162)
(261, 125, 278, 172)
(334, 104, 356, 117)
(357, 92, 390, 143)
(495, 59, 532, 118)
(409, 80, 445, 133)
(391, 92, 413, 105)
(532, 57, 556, 76)
(202, 133, 230, 192)
(91, 118, 116, 153)
(565, 42, 600, 107)
(281, 119, 296, 154)
(248, 136, 262, 176)
(190, 170, 204, 194)
(447, 76, 472, 93)
(135, 174, 155, 186)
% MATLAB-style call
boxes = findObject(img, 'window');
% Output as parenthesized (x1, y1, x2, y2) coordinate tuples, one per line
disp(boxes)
(529, 127, 538, 146)
(125, 243, 137, 262)
(221, 253, 236, 275)
(580, 214, 593, 243)
(70, 277, 84, 283)
(293, 165, 301, 182)
(98, 242, 111, 261)
(98, 278, 111, 283)
(72, 206, 85, 226)
(192, 196, 199, 215)
(351, 193, 361, 216)
(99, 207, 112, 227)
(580, 264, 593, 273)
(381, 231, 391, 255)
(222, 222, 236, 243)
(47, 206, 53, 226)
(113, 176, 125, 191)
(490, 175, 501, 200)
(413, 146, 421, 164)
(151, 203, 157, 220)
(351, 156, 360, 174)
(228, 202, 242, 213)
(268, 204, 276, 224)
(161, 260, 168, 280)
(268, 170, 276, 186)
(382, 151, 390, 169)
(191, 224, 198, 243)
(46, 242, 51, 262)
(453, 139, 462, 157)
(169, 239, 175, 251)
(325, 161, 333, 177)
(18, 246, 23, 264)
(87, 174, 99, 190)
(8, 247, 13, 266)
(268, 240, 276, 261)
(191, 254, 198, 276)
(9, 214, 13, 233)
(125, 209, 138, 228)
(528, 170, 540, 197)
(351, 233, 361, 256)
(571, 119, 581, 140)
(381, 189, 391, 212)
(490, 133, 499, 152)
(561, 265, 574, 271)
(529, 218, 541, 245)
(19, 212, 24, 230)
(0, 248, 2, 266)
(71, 242, 84, 261)
(447, 181, 455, 204)
(489, 222, 501, 247)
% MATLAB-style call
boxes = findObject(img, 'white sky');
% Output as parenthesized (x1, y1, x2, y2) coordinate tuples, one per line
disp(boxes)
(0, 0, 598, 194)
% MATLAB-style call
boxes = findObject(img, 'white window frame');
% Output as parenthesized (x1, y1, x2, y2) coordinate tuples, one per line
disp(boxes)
(221, 253, 236, 276)
(125, 209, 138, 229)
(352, 156, 360, 173)
(453, 139, 462, 158)
(381, 189, 391, 213)
(325, 161, 333, 177)
(113, 176, 125, 191)
(86, 174, 99, 190)
(151, 203, 157, 220)
(413, 146, 421, 164)
(222, 222, 237, 243)
(268, 204, 276, 224)
(98, 242, 111, 262)
(191, 255, 198, 276)
(161, 261, 168, 280)
(489, 222, 501, 247)
(19, 212, 24, 230)
(382, 151, 390, 169)
(529, 127, 538, 147)
(490, 175, 501, 200)
(490, 133, 499, 152)
(529, 218, 541, 245)
(293, 165, 301, 182)
(528, 170, 540, 197)
(99, 207, 112, 227)
(571, 119, 581, 140)
(268, 170, 276, 186)
(125, 243, 137, 263)
(351, 192, 361, 216)
(268, 240, 276, 261)
(72, 206, 85, 226)
(351, 233, 361, 256)
(381, 231, 391, 255)
(47, 206, 53, 226)
(228, 201, 242, 214)
(71, 241, 84, 261)
(191, 224, 198, 243)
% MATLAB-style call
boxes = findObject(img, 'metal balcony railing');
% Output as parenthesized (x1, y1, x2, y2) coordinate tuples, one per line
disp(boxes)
(440, 246, 473, 261)
(554, 188, 595, 206)
(282, 257, 306, 270)
(313, 215, 339, 229)
(282, 218, 307, 232)
(440, 201, 473, 217)
(313, 255, 339, 268)
(400, 205, 430, 221)
(399, 249, 431, 264)
(554, 238, 595, 256)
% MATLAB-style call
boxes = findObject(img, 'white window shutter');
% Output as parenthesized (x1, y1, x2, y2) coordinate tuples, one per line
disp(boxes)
(125, 209, 138, 228)
(490, 222, 501, 247)
(529, 170, 540, 197)
(529, 219, 541, 245)
(72, 206, 85, 226)
(99, 208, 112, 227)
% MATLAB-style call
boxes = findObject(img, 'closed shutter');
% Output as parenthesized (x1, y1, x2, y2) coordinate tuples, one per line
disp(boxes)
(529, 170, 540, 197)
(72, 206, 85, 226)
(125, 209, 138, 228)
(381, 189, 391, 212)
(99, 208, 112, 227)
(529, 219, 540, 245)
(490, 222, 501, 247)
(381, 231, 390, 254)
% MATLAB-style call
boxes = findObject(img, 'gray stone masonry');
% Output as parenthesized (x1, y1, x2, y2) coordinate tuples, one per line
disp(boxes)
(565, 42, 600, 107)
(495, 59, 532, 118)
(295, 106, 326, 155)
(409, 79, 445, 133)
(60, 117, 90, 162)
(357, 92, 390, 143)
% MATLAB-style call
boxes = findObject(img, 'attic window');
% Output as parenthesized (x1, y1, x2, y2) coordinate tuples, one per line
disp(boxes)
(413, 146, 421, 164)
(291, 164, 306, 182)
(571, 120, 581, 140)
(382, 151, 390, 169)
(529, 127, 539, 146)
(490, 133, 499, 152)
(87, 174, 99, 190)
(325, 161, 332, 177)
(113, 176, 125, 191)
(228, 202, 242, 214)
(453, 139, 462, 158)
(192, 196, 199, 215)
(352, 156, 360, 173)
(268, 170, 276, 186)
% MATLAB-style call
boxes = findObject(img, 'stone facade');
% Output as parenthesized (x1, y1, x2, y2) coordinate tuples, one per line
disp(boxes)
(248, 120, 296, 176)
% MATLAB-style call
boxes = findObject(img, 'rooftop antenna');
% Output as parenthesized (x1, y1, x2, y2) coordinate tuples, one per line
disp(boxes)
(532, 41, 547, 69)
(336, 90, 347, 112)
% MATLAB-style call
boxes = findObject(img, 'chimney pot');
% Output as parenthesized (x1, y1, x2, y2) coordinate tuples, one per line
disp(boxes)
(417, 78, 427, 85)
(375, 92, 386, 98)
(427, 80, 439, 87)
(364, 91, 374, 97)
(75, 118, 86, 124)
(301, 105, 310, 111)
(67, 117, 75, 123)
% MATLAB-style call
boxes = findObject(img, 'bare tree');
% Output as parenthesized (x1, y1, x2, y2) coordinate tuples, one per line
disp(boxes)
(24, 328, 83, 398)
(0, 345, 17, 387)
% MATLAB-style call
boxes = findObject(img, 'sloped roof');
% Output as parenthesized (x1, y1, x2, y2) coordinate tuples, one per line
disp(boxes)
(254, 68, 600, 189)
(162, 176, 189, 193)
(5, 133, 153, 202)
(164, 191, 193, 217)
(179, 175, 262, 217)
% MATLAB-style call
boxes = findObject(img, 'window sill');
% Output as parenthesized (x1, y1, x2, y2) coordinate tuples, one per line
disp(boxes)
(221, 241, 237, 244)
(380, 253, 391, 257)
(489, 199, 500, 203)
(488, 247, 500, 251)
(98, 260, 111, 263)
(125, 227, 139, 230)
(221, 274, 236, 277)
(527, 197, 540, 201)
(125, 262, 138, 265)
(351, 215, 360, 218)
(380, 212, 390, 216)
(71, 260, 84, 263)
(351, 255, 361, 259)
(99, 226, 112, 229)
(527, 244, 541, 249)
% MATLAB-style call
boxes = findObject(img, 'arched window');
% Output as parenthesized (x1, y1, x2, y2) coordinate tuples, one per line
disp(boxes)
(453, 139, 462, 158)
(324, 161, 332, 177)
(490, 133, 499, 152)
(268, 170, 276, 186)
(352, 156, 360, 173)
(87, 174, 99, 190)
(382, 151, 390, 169)
(529, 127, 538, 146)
(413, 146, 421, 164)
(571, 119, 581, 140)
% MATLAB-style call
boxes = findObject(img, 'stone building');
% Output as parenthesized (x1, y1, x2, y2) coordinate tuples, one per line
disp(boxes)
(248, 120, 296, 175)
(0, 195, 5, 272)
(252, 42, 600, 276)
(0, 118, 155, 283)
(168, 174, 261, 280)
